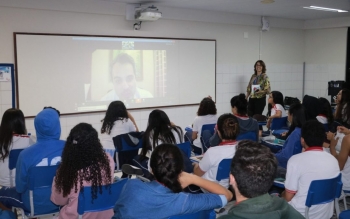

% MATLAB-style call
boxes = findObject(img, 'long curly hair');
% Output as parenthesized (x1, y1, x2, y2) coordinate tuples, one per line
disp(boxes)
(0, 109, 27, 161)
(55, 123, 112, 201)
(197, 97, 217, 116)
(101, 101, 129, 134)
(150, 144, 184, 193)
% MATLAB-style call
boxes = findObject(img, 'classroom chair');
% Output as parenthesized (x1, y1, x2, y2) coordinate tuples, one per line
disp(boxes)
(305, 173, 342, 219)
(236, 131, 257, 142)
(114, 135, 143, 171)
(77, 179, 128, 219)
(177, 142, 191, 158)
(339, 209, 350, 219)
(216, 159, 232, 181)
(342, 190, 350, 210)
(18, 165, 60, 219)
(8, 149, 24, 187)
(200, 124, 216, 153)
(168, 209, 216, 219)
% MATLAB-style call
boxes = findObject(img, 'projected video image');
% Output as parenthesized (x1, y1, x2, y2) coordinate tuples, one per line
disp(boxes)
(88, 50, 167, 102)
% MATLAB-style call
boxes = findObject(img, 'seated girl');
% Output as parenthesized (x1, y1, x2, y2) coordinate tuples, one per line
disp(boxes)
(0, 109, 34, 187)
(100, 101, 138, 150)
(209, 93, 259, 146)
(266, 91, 287, 129)
(51, 123, 114, 219)
(113, 144, 232, 219)
(274, 103, 305, 169)
(193, 114, 239, 189)
(190, 97, 218, 154)
(334, 88, 350, 128)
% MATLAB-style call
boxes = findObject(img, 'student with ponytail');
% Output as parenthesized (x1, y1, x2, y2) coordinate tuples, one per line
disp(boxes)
(113, 144, 232, 219)
(194, 114, 240, 189)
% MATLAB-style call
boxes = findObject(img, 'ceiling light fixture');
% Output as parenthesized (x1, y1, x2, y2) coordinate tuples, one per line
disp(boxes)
(303, 6, 348, 13)
(261, 0, 275, 4)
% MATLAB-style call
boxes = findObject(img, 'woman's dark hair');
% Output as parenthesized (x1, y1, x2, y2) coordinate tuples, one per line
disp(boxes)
(335, 89, 350, 121)
(217, 114, 240, 140)
(101, 101, 129, 134)
(141, 110, 183, 159)
(197, 97, 217, 116)
(230, 94, 248, 115)
(254, 60, 266, 75)
(150, 144, 183, 193)
(318, 97, 334, 126)
(286, 103, 306, 138)
(55, 123, 112, 201)
(267, 91, 284, 117)
(0, 109, 27, 161)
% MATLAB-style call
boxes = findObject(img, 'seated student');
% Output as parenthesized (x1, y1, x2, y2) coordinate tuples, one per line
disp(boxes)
(0, 107, 65, 213)
(219, 140, 304, 219)
(0, 109, 35, 187)
(302, 95, 322, 121)
(266, 91, 287, 129)
(328, 125, 350, 192)
(190, 97, 218, 154)
(51, 123, 114, 219)
(100, 101, 138, 150)
(209, 94, 259, 146)
(283, 120, 340, 219)
(113, 144, 233, 219)
(317, 97, 334, 126)
(193, 114, 239, 189)
(275, 103, 305, 168)
(334, 88, 350, 128)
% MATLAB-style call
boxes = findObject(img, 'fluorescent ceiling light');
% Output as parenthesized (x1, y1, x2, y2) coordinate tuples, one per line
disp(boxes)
(303, 6, 348, 13)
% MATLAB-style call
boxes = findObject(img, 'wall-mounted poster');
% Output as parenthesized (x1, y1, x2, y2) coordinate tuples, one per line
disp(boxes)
(0, 64, 12, 82)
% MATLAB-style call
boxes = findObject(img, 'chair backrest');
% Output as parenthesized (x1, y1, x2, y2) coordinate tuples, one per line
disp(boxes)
(115, 137, 143, 152)
(115, 137, 143, 170)
(339, 209, 350, 219)
(270, 117, 288, 130)
(216, 159, 232, 181)
(9, 149, 24, 170)
(27, 165, 60, 216)
(168, 209, 216, 219)
(305, 173, 342, 207)
(200, 124, 216, 152)
(77, 179, 128, 216)
(177, 142, 191, 158)
(201, 124, 216, 136)
(237, 131, 257, 142)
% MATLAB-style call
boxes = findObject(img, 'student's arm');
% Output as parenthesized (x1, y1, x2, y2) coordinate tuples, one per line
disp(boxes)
(192, 131, 198, 141)
(127, 111, 139, 132)
(330, 135, 350, 170)
(338, 126, 350, 135)
(193, 163, 205, 177)
(284, 157, 299, 202)
(179, 172, 233, 201)
(269, 110, 282, 119)
(282, 190, 295, 202)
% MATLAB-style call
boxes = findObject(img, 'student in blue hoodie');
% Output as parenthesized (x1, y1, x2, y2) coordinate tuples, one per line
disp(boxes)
(0, 107, 65, 214)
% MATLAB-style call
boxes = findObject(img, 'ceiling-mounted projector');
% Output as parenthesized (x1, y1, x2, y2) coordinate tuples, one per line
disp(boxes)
(135, 5, 162, 21)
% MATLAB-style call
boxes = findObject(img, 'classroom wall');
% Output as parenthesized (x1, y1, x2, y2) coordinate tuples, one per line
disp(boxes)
(0, 4, 327, 140)
(304, 28, 347, 100)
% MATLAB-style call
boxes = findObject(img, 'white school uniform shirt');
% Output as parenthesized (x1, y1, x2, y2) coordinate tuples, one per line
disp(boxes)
(0, 134, 34, 187)
(100, 119, 136, 150)
(199, 141, 237, 189)
(285, 147, 340, 219)
(192, 115, 218, 149)
(316, 114, 328, 124)
(271, 104, 287, 117)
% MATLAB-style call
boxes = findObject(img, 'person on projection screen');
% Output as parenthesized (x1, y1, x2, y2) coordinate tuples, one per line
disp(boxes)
(101, 53, 153, 101)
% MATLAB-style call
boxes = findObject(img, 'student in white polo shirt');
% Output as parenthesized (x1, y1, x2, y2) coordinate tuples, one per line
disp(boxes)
(283, 120, 340, 219)
(266, 91, 287, 129)
(193, 113, 239, 189)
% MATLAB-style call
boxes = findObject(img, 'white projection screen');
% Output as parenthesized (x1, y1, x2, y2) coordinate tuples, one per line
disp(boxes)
(14, 33, 216, 117)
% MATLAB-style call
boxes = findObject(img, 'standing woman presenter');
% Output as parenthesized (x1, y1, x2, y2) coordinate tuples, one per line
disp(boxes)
(246, 60, 271, 117)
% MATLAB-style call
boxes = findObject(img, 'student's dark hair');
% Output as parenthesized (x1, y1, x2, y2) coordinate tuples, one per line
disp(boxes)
(318, 97, 334, 126)
(301, 120, 325, 147)
(197, 97, 217, 116)
(0, 109, 27, 161)
(340, 89, 350, 125)
(286, 103, 306, 138)
(230, 94, 248, 115)
(141, 110, 183, 159)
(217, 114, 240, 140)
(270, 91, 284, 107)
(55, 123, 112, 201)
(43, 106, 60, 117)
(231, 140, 277, 198)
(101, 101, 129, 134)
(150, 144, 183, 193)
(254, 60, 266, 75)
(110, 53, 136, 80)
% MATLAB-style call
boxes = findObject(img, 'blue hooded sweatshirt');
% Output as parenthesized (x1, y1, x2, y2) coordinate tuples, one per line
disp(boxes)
(15, 108, 65, 214)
